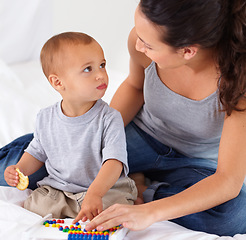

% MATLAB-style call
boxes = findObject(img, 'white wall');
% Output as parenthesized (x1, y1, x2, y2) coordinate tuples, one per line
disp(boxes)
(52, 0, 139, 74)
(0, 0, 53, 64)
(0, 0, 138, 74)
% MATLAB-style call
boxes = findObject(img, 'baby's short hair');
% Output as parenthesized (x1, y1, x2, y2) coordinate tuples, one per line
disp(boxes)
(40, 32, 95, 78)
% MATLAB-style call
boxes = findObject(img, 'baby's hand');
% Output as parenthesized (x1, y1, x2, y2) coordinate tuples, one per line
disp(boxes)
(4, 165, 19, 187)
(73, 194, 103, 224)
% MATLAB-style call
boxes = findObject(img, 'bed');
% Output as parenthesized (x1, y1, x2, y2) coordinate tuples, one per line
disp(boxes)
(0, 1, 246, 240)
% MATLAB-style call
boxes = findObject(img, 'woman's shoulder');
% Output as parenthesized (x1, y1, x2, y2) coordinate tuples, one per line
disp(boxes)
(128, 27, 152, 69)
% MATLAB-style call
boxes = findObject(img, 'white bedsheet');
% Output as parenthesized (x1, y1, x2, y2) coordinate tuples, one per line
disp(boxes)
(0, 60, 246, 239)
(0, 187, 245, 240)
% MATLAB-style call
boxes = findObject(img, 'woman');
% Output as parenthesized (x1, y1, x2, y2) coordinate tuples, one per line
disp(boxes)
(83, 0, 246, 236)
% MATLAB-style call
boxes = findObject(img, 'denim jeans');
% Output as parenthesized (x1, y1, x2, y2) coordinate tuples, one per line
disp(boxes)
(0, 134, 48, 190)
(126, 122, 246, 236)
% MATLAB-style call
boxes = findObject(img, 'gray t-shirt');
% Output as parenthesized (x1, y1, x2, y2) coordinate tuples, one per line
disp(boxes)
(134, 62, 225, 161)
(25, 99, 128, 193)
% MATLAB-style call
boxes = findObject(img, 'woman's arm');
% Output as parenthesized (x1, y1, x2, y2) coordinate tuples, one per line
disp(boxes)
(85, 105, 246, 231)
(110, 27, 151, 126)
(149, 107, 246, 222)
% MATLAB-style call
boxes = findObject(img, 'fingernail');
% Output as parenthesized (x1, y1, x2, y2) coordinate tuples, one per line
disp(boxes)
(85, 225, 91, 231)
(97, 226, 104, 231)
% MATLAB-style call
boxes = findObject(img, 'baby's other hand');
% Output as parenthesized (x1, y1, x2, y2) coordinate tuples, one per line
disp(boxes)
(73, 194, 103, 224)
(4, 165, 19, 187)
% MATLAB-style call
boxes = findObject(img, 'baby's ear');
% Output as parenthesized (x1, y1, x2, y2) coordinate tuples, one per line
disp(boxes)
(48, 74, 64, 91)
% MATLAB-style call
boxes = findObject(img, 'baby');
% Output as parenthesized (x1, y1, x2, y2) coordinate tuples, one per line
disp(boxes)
(4, 32, 137, 222)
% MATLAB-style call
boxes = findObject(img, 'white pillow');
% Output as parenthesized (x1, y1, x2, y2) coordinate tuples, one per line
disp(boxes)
(0, 0, 52, 64)
(0, 58, 20, 85)
(0, 60, 61, 147)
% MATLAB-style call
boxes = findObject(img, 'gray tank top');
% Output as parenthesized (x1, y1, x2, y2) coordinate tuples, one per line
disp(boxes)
(134, 61, 225, 161)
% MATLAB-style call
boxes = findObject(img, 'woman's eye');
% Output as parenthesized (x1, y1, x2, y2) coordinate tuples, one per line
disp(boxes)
(83, 66, 92, 72)
(145, 45, 152, 50)
(100, 62, 106, 69)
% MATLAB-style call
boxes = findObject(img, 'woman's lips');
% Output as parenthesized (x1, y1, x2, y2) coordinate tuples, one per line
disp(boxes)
(97, 83, 107, 90)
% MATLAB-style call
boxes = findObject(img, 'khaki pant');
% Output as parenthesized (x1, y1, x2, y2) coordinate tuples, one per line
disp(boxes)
(24, 177, 137, 218)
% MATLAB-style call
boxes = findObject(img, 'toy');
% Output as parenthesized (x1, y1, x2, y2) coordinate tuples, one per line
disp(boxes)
(22, 214, 129, 240)
(43, 218, 121, 240)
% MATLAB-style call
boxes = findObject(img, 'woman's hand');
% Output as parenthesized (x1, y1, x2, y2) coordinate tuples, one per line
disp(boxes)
(84, 203, 154, 232)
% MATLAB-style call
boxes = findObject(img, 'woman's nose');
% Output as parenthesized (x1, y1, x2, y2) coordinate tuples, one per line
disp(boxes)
(135, 38, 145, 53)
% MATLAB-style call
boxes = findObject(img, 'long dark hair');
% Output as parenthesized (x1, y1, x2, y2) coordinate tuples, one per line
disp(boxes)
(139, 0, 246, 116)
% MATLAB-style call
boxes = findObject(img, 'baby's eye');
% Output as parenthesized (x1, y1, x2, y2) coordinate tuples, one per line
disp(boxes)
(100, 62, 106, 69)
(83, 66, 92, 72)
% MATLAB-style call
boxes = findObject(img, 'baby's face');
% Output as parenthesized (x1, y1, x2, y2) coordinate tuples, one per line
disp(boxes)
(59, 41, 108, 104)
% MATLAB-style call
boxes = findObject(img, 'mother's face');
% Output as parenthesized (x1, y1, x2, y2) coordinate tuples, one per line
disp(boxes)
(134, 5, 187, 70)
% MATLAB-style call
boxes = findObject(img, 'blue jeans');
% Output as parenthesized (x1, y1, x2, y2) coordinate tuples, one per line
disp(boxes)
(126, 122, 246, 236)
(0, 134, 48, 190)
